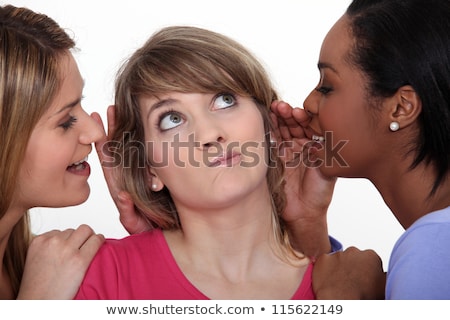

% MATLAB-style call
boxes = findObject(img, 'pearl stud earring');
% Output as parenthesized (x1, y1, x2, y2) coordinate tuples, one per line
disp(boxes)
(389, 121, 400, 132)
(152, 183, 158, 191)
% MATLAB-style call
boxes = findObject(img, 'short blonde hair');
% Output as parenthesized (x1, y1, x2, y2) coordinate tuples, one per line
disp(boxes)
(112, 26, 287, 240)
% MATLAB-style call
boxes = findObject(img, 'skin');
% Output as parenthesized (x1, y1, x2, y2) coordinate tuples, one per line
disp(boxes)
(100, 25, 387, 299)
(142, 92, 269, 211)
(302, 16, 391, 180)
(1, 52, 105, 299)
(139, 92, 310, 299)
(312, 246, 386, 300)
(271, 13, 450, 299)
(102, 97, 386, 299)
(270, 102, 336, 256)
(16, 54, 103, 209)
(303, 15, 450, 229)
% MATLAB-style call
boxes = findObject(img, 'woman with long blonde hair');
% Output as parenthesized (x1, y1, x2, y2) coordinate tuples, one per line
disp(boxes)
(0, 4, 104, 299)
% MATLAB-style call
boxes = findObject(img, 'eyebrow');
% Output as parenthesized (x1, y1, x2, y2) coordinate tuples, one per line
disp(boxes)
(146, 98, 177, 120)
(52, 79, 86, 116)
(318, 61, 339, 75)
(52, 97, 82, 116)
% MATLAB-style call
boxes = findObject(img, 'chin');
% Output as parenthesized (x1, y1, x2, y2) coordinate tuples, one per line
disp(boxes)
(64, 187, 91, 207)
(317, 164, 341, 178)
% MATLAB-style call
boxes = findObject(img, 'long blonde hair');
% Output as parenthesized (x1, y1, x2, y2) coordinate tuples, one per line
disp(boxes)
(112, 26, 300, 257)
(0, 5, 75, 297)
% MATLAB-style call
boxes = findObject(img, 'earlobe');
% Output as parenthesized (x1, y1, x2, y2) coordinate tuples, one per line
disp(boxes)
(147, 167, 163, 192)
(390, 86, 422, 130)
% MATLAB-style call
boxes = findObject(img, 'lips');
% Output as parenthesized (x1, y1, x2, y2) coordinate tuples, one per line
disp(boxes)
(305, 127, 325, 143)
(66, 156, 91, 176)
(312, 134, 325, 142)
(208, 151, 241, 167)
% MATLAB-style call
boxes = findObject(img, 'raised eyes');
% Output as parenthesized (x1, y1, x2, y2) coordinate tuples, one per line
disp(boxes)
(215, 93, 236, 109)
(157, 93, 237, 131)
(159, 112, 184, 131)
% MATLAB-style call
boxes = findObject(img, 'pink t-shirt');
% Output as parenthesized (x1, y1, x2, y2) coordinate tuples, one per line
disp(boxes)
(75, 229, 315, 300)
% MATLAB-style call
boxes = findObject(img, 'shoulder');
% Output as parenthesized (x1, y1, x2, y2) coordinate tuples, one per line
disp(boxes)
(386, 206, 450, 299)
(84, 229, 165, 277)
(75, 229, 167, 299)
(102, 228, 164, 252)
(394, 206, 450, 251)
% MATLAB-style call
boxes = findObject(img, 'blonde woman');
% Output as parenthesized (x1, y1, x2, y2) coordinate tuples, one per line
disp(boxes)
(76, 26, 385, 300)
(0, 5, 105, 299)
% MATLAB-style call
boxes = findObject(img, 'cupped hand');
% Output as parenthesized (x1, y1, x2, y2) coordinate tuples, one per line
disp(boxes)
(270, 100, 336, 256)
(91, 106, 150, 234)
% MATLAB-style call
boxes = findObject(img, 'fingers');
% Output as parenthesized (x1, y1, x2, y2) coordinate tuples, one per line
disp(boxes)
(92, 111, 109, 167)
(21, 226, 104, 299)
(90, 111, 105, 129)
(39, 225, 104, 252)
(270, 100, 310, 141)
(75, 230, 105, 262)
(312, 246, 386, 299)
(95, 105, 121, 200)
(117, 191, 151, 234)
(95, 105, 152, 235)
(106, 105, 116, 137)
(66, 224, 104, 250)
(292, 107, 311, 126)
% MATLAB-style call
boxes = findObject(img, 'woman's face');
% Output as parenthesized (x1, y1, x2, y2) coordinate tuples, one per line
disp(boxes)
(140, 91, 270, 211)
(303, 15, 387, 178)
(15, 53, 104, 209)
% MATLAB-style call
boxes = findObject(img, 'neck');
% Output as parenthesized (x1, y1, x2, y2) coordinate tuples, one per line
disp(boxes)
(164, 183, 309, 299)
(167, 184, 289, 276)
(369, 160, 450, 229)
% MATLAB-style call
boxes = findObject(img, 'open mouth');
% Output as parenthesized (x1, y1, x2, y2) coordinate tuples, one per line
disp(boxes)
(312, 134, 325, 143)
(66, 156, 90, 175)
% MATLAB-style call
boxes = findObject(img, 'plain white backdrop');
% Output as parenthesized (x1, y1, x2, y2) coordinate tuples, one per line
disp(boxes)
(6, 0, 404, 270)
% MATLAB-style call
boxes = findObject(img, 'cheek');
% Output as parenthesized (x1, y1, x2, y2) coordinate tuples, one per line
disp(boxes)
(238, 108, 266, 139)
(148, 138, 194, 168)
(148, 141, 167, 165)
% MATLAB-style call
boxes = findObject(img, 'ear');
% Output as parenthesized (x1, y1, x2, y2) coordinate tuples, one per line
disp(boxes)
(388, 85, 422, 130)
(147, 166, 164, 192)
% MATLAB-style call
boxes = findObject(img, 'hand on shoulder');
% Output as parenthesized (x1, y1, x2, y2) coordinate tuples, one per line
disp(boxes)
(17, 224, 104, 299)
(313, 246, 386, 300)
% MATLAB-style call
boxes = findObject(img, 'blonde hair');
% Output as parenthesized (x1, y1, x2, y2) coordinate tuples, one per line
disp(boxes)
(113, 26, 297, 256)
(0, 5, 75, 297)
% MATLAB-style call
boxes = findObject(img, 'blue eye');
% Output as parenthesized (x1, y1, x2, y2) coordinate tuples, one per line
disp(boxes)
(214, 93, 236, 109)
(159, 111, 184, 130)
(60, 116, 77, 130)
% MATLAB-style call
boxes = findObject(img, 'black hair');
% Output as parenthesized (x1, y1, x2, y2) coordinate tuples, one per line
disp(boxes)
(346, 0, 450, 194)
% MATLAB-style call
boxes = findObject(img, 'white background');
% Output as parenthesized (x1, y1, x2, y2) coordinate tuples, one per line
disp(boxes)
(5, 0, 404, 270)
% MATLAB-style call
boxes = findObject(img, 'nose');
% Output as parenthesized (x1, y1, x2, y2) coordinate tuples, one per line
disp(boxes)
(79, 111, 105, 145)
(194, 116, 227, 151)
(303, 89, 319, 117)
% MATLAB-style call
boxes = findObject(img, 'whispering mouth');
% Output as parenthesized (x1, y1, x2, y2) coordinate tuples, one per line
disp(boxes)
(67, 156, 88, 170)
(312, 134, 325, 142)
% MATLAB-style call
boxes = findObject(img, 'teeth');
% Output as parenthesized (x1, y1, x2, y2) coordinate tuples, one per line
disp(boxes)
(312, 134, 325, 142)
(72, 156, 88, 166)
